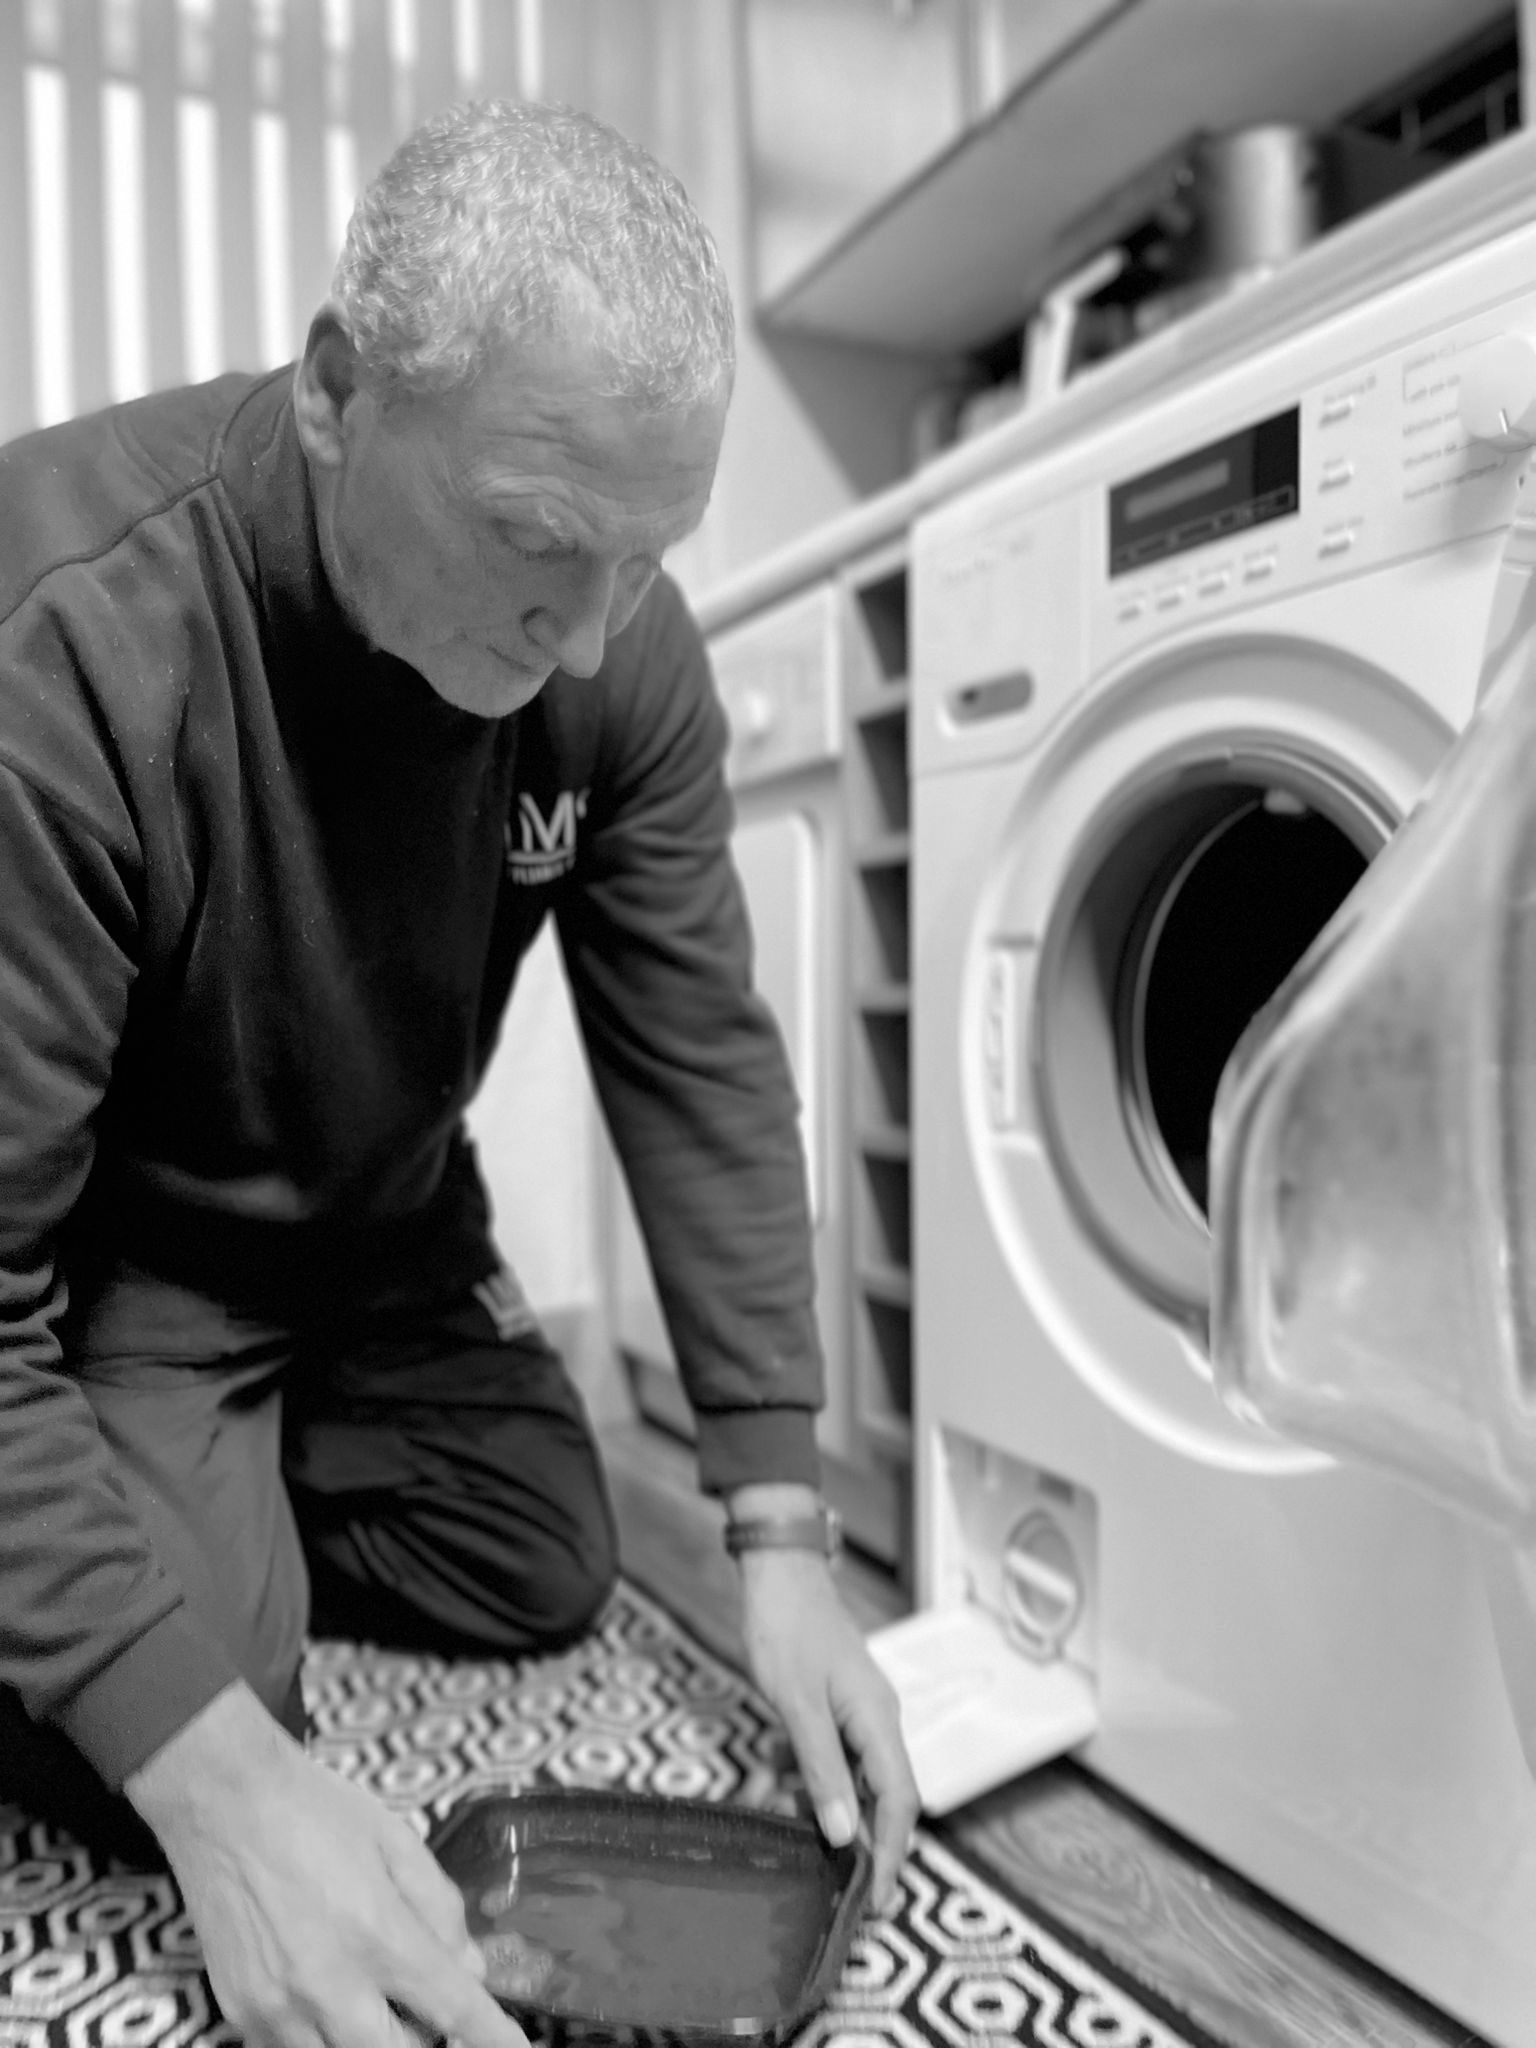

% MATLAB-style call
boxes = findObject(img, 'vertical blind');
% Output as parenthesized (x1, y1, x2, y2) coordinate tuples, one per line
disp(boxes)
(2, 0, 543, 441)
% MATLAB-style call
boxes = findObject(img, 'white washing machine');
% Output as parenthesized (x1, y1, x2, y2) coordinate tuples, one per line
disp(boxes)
(908, 196, 1536, 2042)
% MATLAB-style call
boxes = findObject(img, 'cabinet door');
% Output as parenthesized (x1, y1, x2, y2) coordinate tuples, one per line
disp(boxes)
(732, 807, 821, 1221)
(607, 803, 826, 1387)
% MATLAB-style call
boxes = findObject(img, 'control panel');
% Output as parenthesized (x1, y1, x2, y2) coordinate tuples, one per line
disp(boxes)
(707, 583, 842, 789)
(911, 229, 1536, 788)
(1091, 298, 1536, 669)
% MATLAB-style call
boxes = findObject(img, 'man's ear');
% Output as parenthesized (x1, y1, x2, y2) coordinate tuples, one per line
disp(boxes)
(293, 302, 364, 467)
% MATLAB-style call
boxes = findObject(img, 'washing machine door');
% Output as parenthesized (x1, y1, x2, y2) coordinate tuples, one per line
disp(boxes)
(972, 632, 1459, 1463)
(1194, 557, 1536, 1816)
(1205, 628, 1536, 1529)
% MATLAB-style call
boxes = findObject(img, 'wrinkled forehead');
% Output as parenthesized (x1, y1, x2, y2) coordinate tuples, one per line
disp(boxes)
(450, 368, 724, 518)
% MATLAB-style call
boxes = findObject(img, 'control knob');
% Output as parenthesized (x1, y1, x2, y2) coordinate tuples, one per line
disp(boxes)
(1460, 334, 1536, 450)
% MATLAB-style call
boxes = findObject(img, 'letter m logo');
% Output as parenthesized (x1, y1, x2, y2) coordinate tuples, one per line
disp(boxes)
(506, 786, 591, 885)
(517, 788, 586, 855)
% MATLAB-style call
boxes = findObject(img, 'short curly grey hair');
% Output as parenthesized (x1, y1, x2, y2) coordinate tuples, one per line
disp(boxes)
(333, 99, 735, 411)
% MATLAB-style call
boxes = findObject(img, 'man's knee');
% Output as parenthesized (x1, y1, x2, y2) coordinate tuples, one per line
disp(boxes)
(513, 1512, 620, 1649)
(301, 1469, 620, 1658)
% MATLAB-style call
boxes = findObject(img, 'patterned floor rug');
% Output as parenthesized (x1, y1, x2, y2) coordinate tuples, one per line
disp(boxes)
(0, 1578, 1208, 2048)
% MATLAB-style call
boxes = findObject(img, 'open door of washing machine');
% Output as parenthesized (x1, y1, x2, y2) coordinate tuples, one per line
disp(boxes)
(1208, 555, 1536, 1769)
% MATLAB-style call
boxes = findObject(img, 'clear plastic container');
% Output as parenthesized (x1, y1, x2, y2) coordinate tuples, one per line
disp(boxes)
(1209, 643, 1536, 1536)
(429, 1790, 870, 2045)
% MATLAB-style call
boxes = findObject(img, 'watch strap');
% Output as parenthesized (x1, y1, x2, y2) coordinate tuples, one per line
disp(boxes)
(723, 1506, 842, 1559)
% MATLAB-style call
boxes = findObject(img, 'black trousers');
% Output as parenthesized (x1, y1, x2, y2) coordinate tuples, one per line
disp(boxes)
(0, 1263, 620, 1865)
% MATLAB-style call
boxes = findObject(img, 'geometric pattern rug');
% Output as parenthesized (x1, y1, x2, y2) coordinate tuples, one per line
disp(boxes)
(0, 1578, 1207, 2048)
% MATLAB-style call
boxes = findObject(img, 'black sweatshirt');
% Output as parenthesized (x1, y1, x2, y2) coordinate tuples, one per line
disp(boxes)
(0, 368, 822, 1789)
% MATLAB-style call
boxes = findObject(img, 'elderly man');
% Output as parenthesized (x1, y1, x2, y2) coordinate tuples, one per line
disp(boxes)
(0, 98, 917, 2048)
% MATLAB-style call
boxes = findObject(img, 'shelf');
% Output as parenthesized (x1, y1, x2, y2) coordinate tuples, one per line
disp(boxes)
(855, 983, 910, 1017)
(855, 832, 912, 870)
(846, 567, 910, 692)
(855, 1407, 914, 1464)
(859, 1261, 914, 1311)
(758, 0, 1505, 356)
(855, 1003, 910, 1131)
(840, 550, 914, 1521)
(849, 706, 910, 840)
(859, 1148, 911, 1272)
(844, 537, 912, 593)
(852, 686, 911, 724)
(857, 1123, 912, 1162)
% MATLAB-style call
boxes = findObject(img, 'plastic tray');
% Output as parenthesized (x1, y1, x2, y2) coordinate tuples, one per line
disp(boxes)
(428, 1789, 871, 2044)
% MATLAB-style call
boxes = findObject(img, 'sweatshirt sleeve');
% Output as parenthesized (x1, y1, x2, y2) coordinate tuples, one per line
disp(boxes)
(553, 578, 824, 1495)
(0, 758, 240, 1789)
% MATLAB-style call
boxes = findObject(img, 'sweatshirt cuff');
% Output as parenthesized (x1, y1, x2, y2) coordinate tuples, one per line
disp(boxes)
(52, 1607, 244, 1792)
(693, 1405, 822, 1496)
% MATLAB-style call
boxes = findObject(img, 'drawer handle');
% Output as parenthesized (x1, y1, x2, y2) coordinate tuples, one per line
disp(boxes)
(948, 669, 1034, 725)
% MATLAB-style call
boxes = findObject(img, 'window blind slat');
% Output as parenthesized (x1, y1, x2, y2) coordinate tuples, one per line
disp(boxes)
(478, 0, 522, 101)
(215, 0, 261, 371)
(140, 0, 186, 391)
(284, 0, 331, 357)
(63, 0, 111, 414)
(0, 3, 34, 435)
(413, 0, 457, 124)
(350, 0, 395, 192)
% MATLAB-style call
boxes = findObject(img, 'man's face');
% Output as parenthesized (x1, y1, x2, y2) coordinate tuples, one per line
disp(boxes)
(306, 326, 725, 718)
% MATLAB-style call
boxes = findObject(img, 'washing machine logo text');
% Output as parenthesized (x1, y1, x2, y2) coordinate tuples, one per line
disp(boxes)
(505, 787, 589, 885)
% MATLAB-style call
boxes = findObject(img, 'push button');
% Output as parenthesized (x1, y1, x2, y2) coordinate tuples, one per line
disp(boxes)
(1319, 526, 1359, 558)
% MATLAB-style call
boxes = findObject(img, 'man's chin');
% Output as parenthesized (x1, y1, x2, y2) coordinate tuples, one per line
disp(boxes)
(422, 660, 552, 719)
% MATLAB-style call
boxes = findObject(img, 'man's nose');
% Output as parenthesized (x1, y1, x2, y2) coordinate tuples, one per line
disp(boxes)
(526, 560, 616, 680)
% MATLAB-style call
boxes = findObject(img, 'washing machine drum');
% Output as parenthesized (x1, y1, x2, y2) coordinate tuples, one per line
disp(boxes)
(1034, 756, 1380, 1330)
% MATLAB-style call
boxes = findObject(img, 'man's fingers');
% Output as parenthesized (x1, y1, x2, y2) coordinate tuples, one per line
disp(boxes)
(837, 1692, 919, 1914)
(386, 1941, 531, 2048)
(223, 2003, 328, 2048)
(866, 1785, 918, 1916)
(385, 1997, 441, 2048)
(382, 1825, 483, 1976)
(776, 1694, 862, 1852)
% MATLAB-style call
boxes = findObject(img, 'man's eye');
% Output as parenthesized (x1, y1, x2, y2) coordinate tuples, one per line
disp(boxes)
(503, 528, 575, 562)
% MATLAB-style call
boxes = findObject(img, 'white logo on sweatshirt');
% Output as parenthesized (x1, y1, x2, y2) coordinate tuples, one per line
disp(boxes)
(505, 788, 589, 886)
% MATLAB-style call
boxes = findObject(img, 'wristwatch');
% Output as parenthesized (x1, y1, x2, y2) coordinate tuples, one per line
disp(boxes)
(723, 1503, 843, 1560)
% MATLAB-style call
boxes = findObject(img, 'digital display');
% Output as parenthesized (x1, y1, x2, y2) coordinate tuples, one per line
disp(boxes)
(1109, 408, 1300, 577)
(1124, 459, 1232, 524)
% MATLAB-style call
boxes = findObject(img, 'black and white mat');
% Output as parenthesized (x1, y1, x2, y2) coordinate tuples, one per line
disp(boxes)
(1, 1580, 1206, 2048)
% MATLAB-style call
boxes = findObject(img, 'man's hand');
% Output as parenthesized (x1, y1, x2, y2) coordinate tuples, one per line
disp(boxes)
(125, 1682, 530, 2048)
(727, 1497, 918, 1916)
